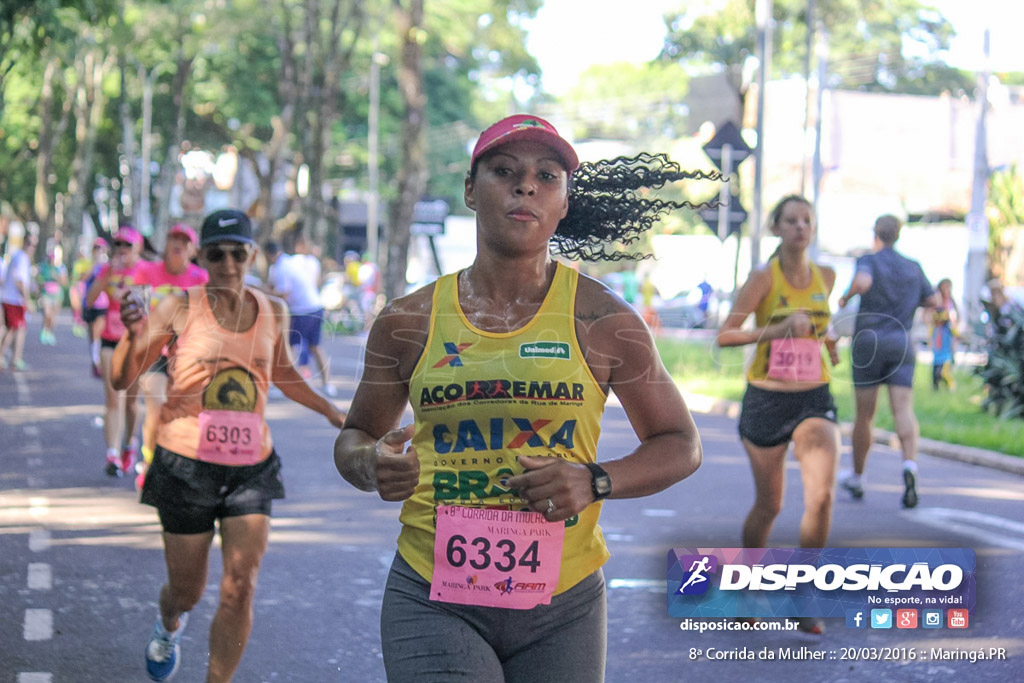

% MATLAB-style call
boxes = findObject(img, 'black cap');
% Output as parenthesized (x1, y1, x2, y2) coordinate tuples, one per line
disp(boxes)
(200, 209, 255, 247)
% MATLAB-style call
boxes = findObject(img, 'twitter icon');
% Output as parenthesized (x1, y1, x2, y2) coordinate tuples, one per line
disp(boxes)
(870, 609, 892, 629)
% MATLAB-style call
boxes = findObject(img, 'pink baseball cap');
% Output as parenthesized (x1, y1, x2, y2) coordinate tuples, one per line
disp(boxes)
(93, 237, 108, 249)
(471, 114, 579, 172)
(114, 225, 143, 246)
(168, 223, 198, 245)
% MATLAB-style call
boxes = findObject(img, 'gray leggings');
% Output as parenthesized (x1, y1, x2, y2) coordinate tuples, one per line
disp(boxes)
(381, 552, 607, 683)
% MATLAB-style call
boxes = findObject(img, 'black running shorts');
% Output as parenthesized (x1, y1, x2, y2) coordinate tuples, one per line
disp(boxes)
(141, 445, 285, 534)
(738, 384, 838, 448)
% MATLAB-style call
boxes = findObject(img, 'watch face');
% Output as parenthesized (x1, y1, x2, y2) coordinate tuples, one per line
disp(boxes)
(594, 475, 612, 495)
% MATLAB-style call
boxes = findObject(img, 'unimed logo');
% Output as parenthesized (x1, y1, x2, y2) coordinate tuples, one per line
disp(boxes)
(519, 341, 570, 359)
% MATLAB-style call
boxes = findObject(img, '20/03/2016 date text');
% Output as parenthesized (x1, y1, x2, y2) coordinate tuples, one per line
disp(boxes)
(841, 647, 1007, 663)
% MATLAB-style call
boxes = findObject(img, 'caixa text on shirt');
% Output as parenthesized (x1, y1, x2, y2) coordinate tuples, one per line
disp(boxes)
(419, 380, 585, 406)
(433, 418, 577, 454)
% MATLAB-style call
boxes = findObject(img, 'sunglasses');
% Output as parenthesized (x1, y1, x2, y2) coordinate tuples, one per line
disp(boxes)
(204, 245, 251, 263)
(113, 240, 133, 248)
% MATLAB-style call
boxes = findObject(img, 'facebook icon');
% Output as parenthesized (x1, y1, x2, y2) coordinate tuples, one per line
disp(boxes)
(846, 609, 867, 629)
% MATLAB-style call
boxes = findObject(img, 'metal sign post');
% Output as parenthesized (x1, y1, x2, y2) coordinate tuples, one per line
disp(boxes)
(703, 121, 754, 293)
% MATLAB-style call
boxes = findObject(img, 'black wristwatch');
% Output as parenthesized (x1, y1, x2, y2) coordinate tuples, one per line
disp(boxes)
(586, 462, 612, 500)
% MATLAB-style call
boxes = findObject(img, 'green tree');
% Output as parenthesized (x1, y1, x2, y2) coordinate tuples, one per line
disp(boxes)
(381, 0, 540, 298)
(562, 61, 691, 141)
(558, 60, 712, 237)
(3, 0, 543, 291)
(0, 0, 105, 116)
(1, 2, 117, 236)
(987, 164, 1024, 281)
(660, 0, 968, 118)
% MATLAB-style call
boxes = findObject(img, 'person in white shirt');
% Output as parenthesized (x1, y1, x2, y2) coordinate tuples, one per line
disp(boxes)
(263, 239, 335, 396)
(1, 233, 38, 371)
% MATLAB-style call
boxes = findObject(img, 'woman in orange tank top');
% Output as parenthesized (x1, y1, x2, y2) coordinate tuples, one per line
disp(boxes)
(112, 209, 345, 682)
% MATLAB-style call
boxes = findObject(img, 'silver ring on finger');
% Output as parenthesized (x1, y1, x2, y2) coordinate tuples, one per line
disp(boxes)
(546, 498, 555, 514)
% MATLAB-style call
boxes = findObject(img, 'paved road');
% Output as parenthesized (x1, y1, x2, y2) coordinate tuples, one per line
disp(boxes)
(2, 314, 1023, 682)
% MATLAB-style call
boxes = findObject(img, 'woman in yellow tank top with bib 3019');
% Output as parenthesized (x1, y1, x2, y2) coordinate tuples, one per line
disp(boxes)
(334, 114, 704, 682)
(716, 195, 841, 636)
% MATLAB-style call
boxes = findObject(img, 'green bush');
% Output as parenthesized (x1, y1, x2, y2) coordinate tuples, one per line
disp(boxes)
(976, 303, 1024, 419)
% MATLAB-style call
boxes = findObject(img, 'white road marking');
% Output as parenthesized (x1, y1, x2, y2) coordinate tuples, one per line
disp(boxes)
(28, 497, 48, 519)
(15, 357, 53, 681)
(608, 578, 664, 592)
(23, 609, 53, 641)
(907, 507, 1024, 552)
(28, 530, 51, 552)
(933, 507, 1024, 535)
(18, 674, 54, 683)
(27, 563, 52, 591)
(14, 371, 30, 403)
(641, 508, 678, 517)
(379, 552, 396, 570)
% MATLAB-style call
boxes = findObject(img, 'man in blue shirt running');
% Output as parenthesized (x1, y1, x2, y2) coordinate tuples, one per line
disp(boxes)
(837, 215, 939, 509)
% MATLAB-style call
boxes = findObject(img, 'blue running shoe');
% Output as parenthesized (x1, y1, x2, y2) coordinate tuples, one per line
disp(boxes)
(146, 612, 188, 681)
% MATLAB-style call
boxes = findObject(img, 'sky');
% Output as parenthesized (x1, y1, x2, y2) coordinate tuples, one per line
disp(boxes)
(524, 0, 1024, 96)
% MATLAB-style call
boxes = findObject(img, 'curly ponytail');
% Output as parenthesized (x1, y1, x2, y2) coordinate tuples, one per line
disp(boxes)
(553, 153, 724, 262)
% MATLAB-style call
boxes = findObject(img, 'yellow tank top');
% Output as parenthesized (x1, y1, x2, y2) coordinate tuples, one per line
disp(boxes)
(158, 286, 277, 460)
(400, 263, 610, 594)
(746, 257, 832, 383)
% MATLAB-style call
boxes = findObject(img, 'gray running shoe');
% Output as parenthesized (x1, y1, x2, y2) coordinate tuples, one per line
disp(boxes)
(839, 474, 864, 500)
(901, 469, 919, 509)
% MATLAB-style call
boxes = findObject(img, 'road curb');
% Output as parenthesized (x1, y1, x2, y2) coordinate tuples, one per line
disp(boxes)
(680, 392, 1024, 478)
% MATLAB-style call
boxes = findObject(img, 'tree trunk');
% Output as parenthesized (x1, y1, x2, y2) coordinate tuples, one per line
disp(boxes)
(247, 0, 302, 240)
(385, 0, 427, 300)
(120, 52, 140, 229)
(35, 53, 73, 249)
(34, 57, 60, 246)
(290, 0, 362, 249)
(66, 47, 109, 240)
(152, 43, 194, 245)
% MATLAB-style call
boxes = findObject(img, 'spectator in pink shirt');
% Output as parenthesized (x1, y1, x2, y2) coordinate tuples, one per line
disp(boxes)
(86, 225, 146, 477)
(132, 224, 209, 489)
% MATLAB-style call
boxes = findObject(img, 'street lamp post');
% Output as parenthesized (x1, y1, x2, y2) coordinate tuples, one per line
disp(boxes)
(964, 29, 992, 328)
(810, 21, 827, 260)
(751, 0, 773, 269)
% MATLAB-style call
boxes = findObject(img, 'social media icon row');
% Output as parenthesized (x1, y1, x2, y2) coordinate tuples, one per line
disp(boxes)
(845, 608, 969, 629)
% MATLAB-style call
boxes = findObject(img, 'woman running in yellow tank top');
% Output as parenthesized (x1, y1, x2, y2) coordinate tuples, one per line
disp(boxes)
(335, 114, 707, 682)
(716, 194, 841, 635)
